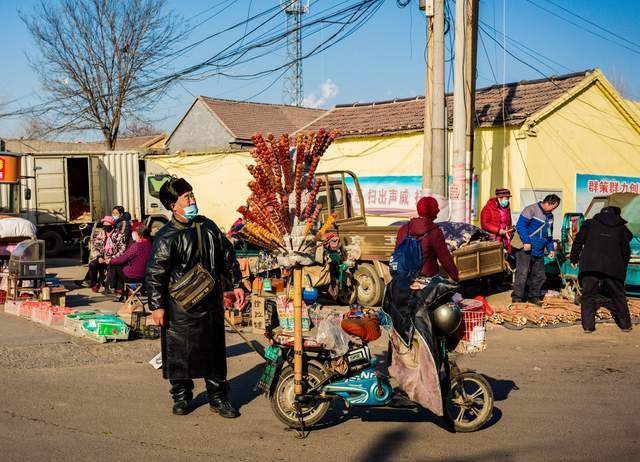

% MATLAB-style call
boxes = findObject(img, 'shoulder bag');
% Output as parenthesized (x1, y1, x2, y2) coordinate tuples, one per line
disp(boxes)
(169, 222, 216, 311)
(510, 221, 547, 251)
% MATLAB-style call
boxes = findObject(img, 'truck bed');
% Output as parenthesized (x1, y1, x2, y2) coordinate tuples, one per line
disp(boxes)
(337, 224, 504, 281)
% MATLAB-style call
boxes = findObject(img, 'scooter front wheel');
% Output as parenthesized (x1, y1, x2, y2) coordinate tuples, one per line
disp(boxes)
(270, 364, 330, 429)
(444, 371, 494, 432)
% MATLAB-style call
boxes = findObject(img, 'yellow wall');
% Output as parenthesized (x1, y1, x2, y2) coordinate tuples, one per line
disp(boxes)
(152, 151, 253, 231)
(511, 82, 640, 214)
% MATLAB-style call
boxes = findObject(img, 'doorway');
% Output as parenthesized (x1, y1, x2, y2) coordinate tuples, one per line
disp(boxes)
(66, 157, 91, 222)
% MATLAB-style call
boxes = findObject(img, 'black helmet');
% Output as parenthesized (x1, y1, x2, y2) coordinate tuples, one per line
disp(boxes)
(432, 303, 462, 336)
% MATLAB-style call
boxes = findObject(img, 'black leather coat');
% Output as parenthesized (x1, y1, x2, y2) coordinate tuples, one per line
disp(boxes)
(146, 216, 242, 380)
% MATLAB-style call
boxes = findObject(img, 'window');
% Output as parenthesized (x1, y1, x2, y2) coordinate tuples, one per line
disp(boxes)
(0, 184, 19, 214)
(148, 175, 171, 199)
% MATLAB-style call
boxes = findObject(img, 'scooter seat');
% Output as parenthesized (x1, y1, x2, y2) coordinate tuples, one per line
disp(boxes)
(341, 317, 381, 343)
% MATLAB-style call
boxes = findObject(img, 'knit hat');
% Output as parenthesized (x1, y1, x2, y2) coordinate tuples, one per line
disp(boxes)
(416, 196, 440, 219)
(495, 188, 511, 197)
(159, 177, 193, 210)
(100, 215, 116, 226)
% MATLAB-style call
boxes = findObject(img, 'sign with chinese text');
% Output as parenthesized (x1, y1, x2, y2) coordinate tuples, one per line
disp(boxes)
(576, 173, 640, 212)
(0, 155, 20, 183)
(345, 175, 423, 216)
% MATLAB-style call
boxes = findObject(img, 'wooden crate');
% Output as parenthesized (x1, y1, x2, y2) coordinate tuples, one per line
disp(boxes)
(451, 241, 504, 281)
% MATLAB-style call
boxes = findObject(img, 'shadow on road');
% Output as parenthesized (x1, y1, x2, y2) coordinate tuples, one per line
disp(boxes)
(226, 339, 266, 359)
(190, 363, 265, 414)
(484, 375, 519, 401)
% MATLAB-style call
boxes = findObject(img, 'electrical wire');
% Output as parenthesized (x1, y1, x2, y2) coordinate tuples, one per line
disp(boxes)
(524, 0, 640, 56)
(539, 0, 640, 50)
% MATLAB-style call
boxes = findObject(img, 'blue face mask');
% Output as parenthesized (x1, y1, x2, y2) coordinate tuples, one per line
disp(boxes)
(182, 204, 198, 220)
(499, 198, 510, 208)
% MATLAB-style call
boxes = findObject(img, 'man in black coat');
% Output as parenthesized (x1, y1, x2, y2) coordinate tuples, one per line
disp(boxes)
(570, 206, 632, 333)
(147, 178, 245, 417)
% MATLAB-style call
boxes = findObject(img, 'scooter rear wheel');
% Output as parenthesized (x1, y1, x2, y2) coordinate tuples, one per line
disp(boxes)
(444, 371, 494, 432)
(270, 364, 330, 429)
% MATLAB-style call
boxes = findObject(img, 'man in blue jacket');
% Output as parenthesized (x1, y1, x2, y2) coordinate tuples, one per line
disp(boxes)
(512, 194, 561, 305)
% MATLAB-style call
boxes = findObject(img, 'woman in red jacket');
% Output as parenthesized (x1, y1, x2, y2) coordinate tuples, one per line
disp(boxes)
(395, 197, 459, 281)
(480, 187, 513, 250)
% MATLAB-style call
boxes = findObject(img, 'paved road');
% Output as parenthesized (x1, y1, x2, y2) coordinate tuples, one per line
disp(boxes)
(1, 258, 639, 461)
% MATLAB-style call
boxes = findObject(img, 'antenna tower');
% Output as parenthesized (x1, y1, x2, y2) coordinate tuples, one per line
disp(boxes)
(282, 0, 308, 106)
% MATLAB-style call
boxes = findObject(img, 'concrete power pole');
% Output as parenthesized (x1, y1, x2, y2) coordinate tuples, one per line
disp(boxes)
(465, 0, 479, 222)
(431, 0, 447, 199)
(420, 0, 434, 195)
(283, 0, 308, 106)
(450, 0, 467, 222)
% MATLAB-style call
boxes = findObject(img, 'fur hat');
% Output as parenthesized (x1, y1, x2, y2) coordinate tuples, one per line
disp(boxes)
(159, 177, 193, 210)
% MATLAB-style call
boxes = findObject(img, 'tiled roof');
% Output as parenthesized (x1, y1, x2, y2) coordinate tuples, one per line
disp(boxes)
(302, 71, 592, 137)
(200, 97, 325, 142)
(4, 134, 165, 153)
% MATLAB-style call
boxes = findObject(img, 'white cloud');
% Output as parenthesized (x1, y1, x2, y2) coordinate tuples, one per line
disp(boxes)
(321, 79, 339, 99)
(303, 79, 339, 108)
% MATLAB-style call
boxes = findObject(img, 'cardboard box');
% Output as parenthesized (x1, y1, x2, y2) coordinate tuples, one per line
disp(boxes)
(225, 308, 243, 326)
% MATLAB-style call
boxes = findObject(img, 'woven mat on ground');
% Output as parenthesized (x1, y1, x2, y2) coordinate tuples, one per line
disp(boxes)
(488, 297, 640, 328)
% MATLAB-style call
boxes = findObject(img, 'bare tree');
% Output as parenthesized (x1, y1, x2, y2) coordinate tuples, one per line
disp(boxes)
(19, 115, 52, 139)
(21, 0, 184, 149)
(609, 67, 630, 99)
(121, 119, 160, 137)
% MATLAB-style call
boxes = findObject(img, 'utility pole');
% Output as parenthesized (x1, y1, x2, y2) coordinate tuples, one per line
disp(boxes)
(450, 0, 467, 222)
(464, 0, 479, 222)
(420, 0, 434, 196)
(431, 0, 447, 198)
(283, 1, 308, 106)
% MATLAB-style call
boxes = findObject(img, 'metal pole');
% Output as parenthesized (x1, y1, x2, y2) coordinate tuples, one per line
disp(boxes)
(465, 0, 479, 223)
(431, 0, 446, 198)
(293, 267, 303, 395)
(421, 5, 434, 195)
(450, 0, 467, 222)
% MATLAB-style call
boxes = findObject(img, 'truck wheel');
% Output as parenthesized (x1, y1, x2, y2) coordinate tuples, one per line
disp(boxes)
(337, 272, 358, 306)
(354, 263, 384, 307)
(41, 230, 64, 257)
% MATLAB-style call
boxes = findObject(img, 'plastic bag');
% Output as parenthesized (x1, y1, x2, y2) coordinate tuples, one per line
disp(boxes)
(316, 314, 349, 357)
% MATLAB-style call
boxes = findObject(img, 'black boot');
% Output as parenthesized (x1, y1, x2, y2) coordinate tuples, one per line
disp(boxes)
(205, 378, 239, 419)
(170, 380, 194, 416)
(172, 398, 191, 415)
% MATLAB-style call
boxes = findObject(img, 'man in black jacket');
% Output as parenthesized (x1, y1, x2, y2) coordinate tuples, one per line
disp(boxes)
(147, 177, 245, 417)
(570, 206, 632, 333)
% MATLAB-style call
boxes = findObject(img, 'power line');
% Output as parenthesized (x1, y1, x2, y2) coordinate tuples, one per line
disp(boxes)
(524, 0, 640, 56)
(479, 20, 573, 74)
(539, 0, 640, 51)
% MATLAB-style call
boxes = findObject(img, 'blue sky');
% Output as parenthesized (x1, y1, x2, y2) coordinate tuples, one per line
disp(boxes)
(1, 0, 639, 138)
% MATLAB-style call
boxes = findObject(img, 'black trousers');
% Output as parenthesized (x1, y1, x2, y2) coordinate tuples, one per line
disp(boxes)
(512, 250, 546, 302)
(580, 274, 631, 331)
(87, 260, 107, 287)
(169, 377, 229, 402)
(108, 265, 139, 292)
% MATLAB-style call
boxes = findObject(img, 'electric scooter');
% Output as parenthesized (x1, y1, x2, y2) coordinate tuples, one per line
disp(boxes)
(257, 305, 494, 433)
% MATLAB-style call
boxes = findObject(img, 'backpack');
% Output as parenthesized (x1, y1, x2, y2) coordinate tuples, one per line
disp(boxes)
(390, 225, 434, 277)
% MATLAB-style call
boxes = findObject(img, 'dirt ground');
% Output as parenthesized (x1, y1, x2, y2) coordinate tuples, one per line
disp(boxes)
(1, 257, 639, 461)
